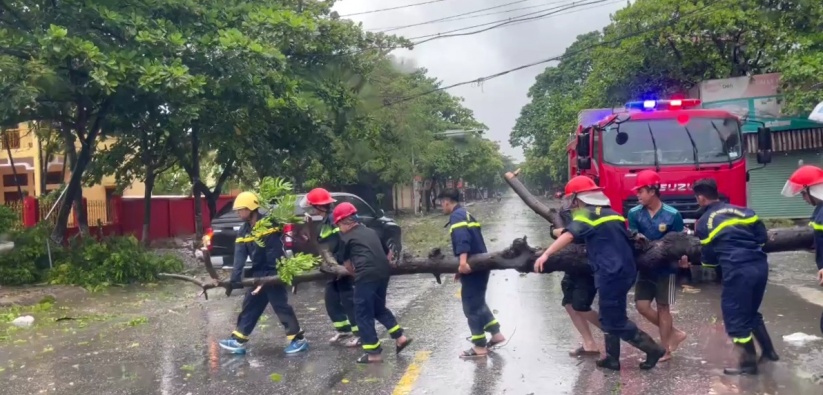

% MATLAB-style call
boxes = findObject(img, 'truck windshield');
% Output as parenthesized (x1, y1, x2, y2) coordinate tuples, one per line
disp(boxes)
(601, 118, 742, 166)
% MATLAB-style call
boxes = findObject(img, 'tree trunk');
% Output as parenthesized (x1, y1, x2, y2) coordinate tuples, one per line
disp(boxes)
(189, 126, 204, 239)
(141, 170, 156, 246)
(4, 132, 25, 201)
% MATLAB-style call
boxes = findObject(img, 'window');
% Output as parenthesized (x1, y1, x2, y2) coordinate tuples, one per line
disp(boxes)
(4, 191, 27, 202)
(45, 171, 64, 185)
(348, 196, 375, 218)
(2, 174, 28, 187)
(0, 129, 20, 150)
(602, 118, 742, 166)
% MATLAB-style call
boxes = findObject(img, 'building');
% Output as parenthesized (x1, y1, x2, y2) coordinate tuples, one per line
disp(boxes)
(0, 122, 146, 223)
(694, 73, 823, 218)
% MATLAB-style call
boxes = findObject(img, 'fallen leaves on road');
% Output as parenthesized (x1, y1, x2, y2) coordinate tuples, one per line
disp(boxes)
(269, 373, 283, 382)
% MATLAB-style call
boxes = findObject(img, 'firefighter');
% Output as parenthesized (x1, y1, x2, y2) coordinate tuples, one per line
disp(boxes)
(553, 205, 602, 357)
(218, 191, 308, 355)
(333, 202, 413, 363)
(439, 188, 506, 358)
(628, 170, 689, 362)
(300, 188, 361, 347)
(782, 164, 823, 336)
(693, 178, 776, 375)
(534, 176, 665, 371)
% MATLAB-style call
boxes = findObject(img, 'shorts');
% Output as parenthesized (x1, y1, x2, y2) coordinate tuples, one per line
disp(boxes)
(560, 272, 597, 312)
(634, 272, 677, 305)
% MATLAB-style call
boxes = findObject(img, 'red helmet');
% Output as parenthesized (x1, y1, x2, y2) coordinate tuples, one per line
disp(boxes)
(564, 176, 601, 198)
(305, 188, 335, 206)
(332, 202, 357, 224)
(782, 165, 823, 197)
(632, 170, 661, 192)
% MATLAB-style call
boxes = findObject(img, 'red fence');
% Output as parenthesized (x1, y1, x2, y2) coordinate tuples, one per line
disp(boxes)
(17, 195, 234, 241)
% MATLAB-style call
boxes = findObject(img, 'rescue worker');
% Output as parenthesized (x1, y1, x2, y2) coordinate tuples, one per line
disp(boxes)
(534, 176, 665, 371)
(300, 188, 360, 347)
(218, 191, 308, 355)
(553, 206, 602, 357)
(693, 178, 776, 375)
(628, 170, 689, 362)
(782, 164, 823, 336)
(334, 202, 413, 363)
(438, 188, 505, 358)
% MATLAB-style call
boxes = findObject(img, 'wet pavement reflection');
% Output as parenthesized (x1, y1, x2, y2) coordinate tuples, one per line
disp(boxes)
(2, 194, 823, 394)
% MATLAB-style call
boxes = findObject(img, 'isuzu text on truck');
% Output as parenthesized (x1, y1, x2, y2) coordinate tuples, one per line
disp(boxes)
(567, 98, 773, 228)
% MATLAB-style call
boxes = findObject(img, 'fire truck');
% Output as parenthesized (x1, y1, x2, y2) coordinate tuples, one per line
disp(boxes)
(567, 98, 773, 228)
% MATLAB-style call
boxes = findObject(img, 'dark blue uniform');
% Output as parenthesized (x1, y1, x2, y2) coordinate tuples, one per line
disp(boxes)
(810, 204, 823, 333)
(567, 206, 638, 338)
(319, 215, 358, 337)
(558, 209, 596, 312)
(231, 221, 302, 342)
(695, 202, 769, 342)
(448, 205, 500, 347)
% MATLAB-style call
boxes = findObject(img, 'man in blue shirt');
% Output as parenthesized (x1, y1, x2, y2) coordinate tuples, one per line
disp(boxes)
(628, 170, 688, 362)
(694, 178, 774, 375)
(439, 188, 505, 358)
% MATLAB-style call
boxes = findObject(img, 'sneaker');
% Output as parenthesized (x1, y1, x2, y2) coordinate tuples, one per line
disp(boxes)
(218, 339, 247, 354)
(329, 332, 352, 343)
(285, 338, 309, 354)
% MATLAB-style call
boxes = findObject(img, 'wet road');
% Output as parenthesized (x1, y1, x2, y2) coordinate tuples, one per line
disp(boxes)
(4, 194, 823, 394)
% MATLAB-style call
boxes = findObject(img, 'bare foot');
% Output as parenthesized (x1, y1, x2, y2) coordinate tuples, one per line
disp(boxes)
(659, 351, 672, 362)
(369, 355, 383, 363)
(489, 333, 506, 347)
(670, 330, 687, 352)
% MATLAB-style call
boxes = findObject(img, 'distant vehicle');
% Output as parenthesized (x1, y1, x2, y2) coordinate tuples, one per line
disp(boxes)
(201, 192, 402, 273)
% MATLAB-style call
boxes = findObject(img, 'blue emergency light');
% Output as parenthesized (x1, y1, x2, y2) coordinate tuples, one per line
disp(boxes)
(627, 99, 701, 111)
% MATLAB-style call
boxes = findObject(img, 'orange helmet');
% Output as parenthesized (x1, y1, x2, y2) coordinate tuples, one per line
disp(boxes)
(782, 165, 823, 200)
(632, 170, 661, 192)
(332, 202, 357, 224)
(305, 188, 335, 206)
(564, 176, 601, 198)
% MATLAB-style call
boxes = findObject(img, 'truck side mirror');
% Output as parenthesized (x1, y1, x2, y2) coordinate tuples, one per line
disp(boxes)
(756, 126, 772, 164)
(576, 132, 590, 158)
(577, 157, 591, 170)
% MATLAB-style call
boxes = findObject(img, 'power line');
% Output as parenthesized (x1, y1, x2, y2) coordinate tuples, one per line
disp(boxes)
(339, 0, 447, 17)
(382, 0, 725, 107)
(408, 0, 619, 45)
(372, 0, 570, 33)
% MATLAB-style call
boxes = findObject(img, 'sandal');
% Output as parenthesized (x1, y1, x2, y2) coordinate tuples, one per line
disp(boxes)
(356, 354, 382, 364)
(329, 333, 352, 343)
(396, 338, 413, 354)
(487, 338, 505, 349)
(460, 348, 488, 359)
(569, 346, 600, 357)
(344, 337, 362, 348)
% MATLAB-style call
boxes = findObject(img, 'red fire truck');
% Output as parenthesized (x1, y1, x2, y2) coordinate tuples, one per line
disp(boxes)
(568, 98, 773, 227)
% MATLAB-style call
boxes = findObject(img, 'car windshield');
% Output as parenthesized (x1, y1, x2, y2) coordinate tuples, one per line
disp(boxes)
(601, 117, 742, 166)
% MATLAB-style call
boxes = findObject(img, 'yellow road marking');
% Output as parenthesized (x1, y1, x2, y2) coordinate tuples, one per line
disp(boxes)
(391, 351, 431, 395)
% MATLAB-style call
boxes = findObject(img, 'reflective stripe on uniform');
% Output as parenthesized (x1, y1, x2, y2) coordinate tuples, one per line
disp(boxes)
(810, 221, 823, 231)
(232, 330, 249, 340)
(572, 213, 626, 227)
(388, 325, 401, 334)
(483, 319, 498, 330)
(701, 262, 718, 268)
(363, 342, 381, 350)
(333, 320, 350, 328)
(699, 216, 759, 245)
(320, 226, 340, 239)
(733, 334, 753, 344)
(450, 213, 481, 234)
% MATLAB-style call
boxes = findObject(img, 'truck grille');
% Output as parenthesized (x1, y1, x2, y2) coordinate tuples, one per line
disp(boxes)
(622, 194, 729, 221)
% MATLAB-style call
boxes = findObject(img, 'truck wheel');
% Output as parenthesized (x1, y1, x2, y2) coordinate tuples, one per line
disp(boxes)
(385, 235, 402, 264)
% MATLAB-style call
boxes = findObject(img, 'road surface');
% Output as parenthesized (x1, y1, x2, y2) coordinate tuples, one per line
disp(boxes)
(3, 194, 823, 394)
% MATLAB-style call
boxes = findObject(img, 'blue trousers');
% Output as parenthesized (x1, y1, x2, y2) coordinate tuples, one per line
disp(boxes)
(354, 279, 403, 354)
(596, 273, 639, 340)
(325, 276, 357, 334)
(461, 270, 500, 346)
(721, 264, 768, 340)
(233, 284, 301, 342)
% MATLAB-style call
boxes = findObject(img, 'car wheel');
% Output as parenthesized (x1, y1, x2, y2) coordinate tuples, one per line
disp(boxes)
(385, 235, 401, 264)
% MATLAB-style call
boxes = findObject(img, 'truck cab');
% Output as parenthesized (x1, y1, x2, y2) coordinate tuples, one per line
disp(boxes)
(568, 99, 773, 228)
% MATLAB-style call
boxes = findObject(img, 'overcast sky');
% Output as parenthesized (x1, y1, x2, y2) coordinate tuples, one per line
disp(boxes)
(332, 0, 626, 162)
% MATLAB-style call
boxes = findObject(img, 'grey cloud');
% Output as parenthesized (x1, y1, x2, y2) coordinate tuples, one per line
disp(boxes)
(335, 0, 624, 161)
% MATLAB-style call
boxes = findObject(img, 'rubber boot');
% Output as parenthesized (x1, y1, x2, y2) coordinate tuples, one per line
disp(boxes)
(595, 334, 621, 371)
(753, 323, 779, 362)
(627, 330, 666, 370)
(723, 341, 758, 375)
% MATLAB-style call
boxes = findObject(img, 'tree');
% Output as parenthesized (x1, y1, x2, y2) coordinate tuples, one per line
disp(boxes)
(778, 0, 823, 115)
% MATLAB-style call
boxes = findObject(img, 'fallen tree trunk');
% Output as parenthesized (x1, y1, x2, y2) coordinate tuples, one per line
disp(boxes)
(161, 172, 817, 297)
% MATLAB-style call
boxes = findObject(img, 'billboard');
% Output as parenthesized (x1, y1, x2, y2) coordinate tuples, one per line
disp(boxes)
(696, 73, 823, 133)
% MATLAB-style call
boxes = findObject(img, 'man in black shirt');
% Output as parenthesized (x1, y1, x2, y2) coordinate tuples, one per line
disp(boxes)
(334, 202, 413, 363)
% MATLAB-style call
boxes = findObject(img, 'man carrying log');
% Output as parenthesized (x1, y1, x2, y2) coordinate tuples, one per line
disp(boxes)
(693, 178, 777, 375)
(333, 202, 413, 363)
(781, 165, 823, 335)
(553, 206, 602, 358)
(300, 188, 361, 347)
(217, 191, 309, 355)
(534, 176, 666, 371)
(628, 170, 688, 362)
(439, 188, 506, 358)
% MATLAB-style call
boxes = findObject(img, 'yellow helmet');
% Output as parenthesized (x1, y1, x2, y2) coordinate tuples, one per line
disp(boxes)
(233, 191, 260, 211)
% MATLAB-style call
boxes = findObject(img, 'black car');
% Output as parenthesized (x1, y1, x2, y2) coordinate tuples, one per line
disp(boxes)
(202, 192, 402, 272)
